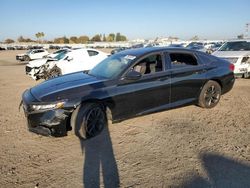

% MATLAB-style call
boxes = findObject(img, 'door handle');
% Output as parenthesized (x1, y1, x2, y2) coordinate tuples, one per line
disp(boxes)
(195, 69, 206, 74)
(157, 76, 170, 81)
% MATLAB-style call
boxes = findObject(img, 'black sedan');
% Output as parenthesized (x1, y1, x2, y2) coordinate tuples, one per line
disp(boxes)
(21, 47, 235, 139)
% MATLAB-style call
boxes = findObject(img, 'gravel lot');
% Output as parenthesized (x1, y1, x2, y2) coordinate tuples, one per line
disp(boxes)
(0, 50, 249, 188)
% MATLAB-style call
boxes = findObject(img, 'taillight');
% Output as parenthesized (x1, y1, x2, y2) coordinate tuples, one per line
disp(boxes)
(229, 64, 235, 72)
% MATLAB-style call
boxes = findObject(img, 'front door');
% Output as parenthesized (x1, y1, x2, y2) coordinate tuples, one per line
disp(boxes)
(113, 53, 171, 120)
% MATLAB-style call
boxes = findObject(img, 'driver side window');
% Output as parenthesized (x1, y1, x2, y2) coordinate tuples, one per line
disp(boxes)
(133, 54, 163, 75)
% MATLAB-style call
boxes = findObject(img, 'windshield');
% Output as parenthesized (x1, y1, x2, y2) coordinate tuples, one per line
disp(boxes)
(89, 54, 135, 79)
(219, 41, 250, 51)
(54, 51, 68, 60)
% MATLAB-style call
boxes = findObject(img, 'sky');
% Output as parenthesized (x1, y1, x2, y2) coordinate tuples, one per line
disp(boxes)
(0, 0, 249, 41)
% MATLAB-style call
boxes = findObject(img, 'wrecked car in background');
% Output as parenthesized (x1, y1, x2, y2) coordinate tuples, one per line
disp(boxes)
(16, 49, 49, 61)
(213, 40, 250, 78)
(25, 48, 108, 80)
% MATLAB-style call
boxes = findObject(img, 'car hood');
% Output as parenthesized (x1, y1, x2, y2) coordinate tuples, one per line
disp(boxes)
(213, 50, 250, 58)
(27, 59, 49, 68)
(30, 72, 106, 101)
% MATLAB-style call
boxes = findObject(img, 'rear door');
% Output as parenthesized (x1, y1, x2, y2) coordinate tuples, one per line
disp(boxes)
(167, 51, 207, 104)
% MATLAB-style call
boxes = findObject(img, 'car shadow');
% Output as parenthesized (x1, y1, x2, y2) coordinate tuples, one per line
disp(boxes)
(78, 126, 120, 188)
(180, 152, 250, 188)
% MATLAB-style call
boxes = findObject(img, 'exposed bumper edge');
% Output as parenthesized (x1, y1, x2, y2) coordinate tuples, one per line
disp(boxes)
(28, 126, 52, 136)
(25, 109, 71, 137)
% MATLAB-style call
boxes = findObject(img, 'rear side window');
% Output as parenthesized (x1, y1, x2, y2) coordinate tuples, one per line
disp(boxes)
(88, 50, 99, 56)
(170, 53, 198, 68)
(36, 50, 44, 53)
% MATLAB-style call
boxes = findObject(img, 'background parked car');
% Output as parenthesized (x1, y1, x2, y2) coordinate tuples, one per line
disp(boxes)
(213, 40, 250, 78)
(26, 48, 108, 80)
(186, 42, 207, 52)
(168, 44, 184, 48)
(16, 49, 49, 61)
(111, 47, 129, 55)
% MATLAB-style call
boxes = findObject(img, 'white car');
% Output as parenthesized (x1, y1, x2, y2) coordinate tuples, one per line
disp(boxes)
(16, 49, 49, 61)
(213, 40, 250, 78)
(25, 48, 108, 80)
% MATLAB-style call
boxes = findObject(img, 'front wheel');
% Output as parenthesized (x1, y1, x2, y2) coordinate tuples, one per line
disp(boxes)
(48, 66, 62, 79)
(198, 80, 221, 108)
(70, 103, 107, 140)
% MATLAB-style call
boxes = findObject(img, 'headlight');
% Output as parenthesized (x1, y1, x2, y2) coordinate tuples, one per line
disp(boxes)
(30, 102, 65, 111)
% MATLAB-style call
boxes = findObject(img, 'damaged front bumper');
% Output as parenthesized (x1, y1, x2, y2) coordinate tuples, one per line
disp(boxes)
(24, 108, 71, 137)
(22, 90, 73, 137)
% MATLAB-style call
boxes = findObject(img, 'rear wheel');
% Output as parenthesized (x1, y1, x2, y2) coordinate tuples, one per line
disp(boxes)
(198, 80, 221, 108)
(70, 103, 107, 140)
(24, 55, 30, 61)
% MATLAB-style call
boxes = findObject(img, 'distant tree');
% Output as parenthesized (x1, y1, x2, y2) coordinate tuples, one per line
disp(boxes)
(237, 34, 244, 39)
(4, 38, 15, 44)
(115, 33, 127, 41)
(78, 35, 89, 43)
(41, 32, 45, 42)
(35, 32, 45, 43)
(110, 33, 115, 41)
(54, 36, 69, 44)
(106, 36, 112, 42)
(119, 35, 127, 41)
(91, 34, 101, 42)
(70, 36, 78, 43)
(17, 36, 34, 43)
(25, 38, 34, 42)
(17, 36, 25, 42)
(35, 32, 41, 42)
(115, 32, 121, 41)
(44, 40, 53, 44)
(54, 38, 61, 44)
(62, 36, 69, 44)
(103, 34, 106, 42)
(106, 33, 115, 42)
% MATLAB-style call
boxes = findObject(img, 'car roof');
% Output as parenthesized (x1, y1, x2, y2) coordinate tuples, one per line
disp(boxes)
(118, 47, 198, 56)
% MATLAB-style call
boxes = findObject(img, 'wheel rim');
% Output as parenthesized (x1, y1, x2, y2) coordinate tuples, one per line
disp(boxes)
(84, 107, 105, 137)
(204, 85, 220, 107)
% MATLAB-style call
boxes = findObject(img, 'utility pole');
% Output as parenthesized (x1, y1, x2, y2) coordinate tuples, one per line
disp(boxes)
(246, 23, 250, 39)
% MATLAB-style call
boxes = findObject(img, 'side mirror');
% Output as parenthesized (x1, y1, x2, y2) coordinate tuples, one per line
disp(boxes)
(125, 70, 142, 80)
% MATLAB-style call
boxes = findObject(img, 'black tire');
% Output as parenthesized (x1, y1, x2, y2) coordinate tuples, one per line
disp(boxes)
(70, 103, 107, 140)
(24, 55, 30, 61)
(198, 80, 221, 108)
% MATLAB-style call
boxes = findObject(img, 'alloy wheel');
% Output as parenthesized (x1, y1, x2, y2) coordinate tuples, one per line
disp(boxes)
(84, 107, 105, 137)
(204, 85, 220, 107)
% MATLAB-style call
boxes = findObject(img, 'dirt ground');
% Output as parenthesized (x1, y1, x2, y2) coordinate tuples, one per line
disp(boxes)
(0, 50, 249, 188)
